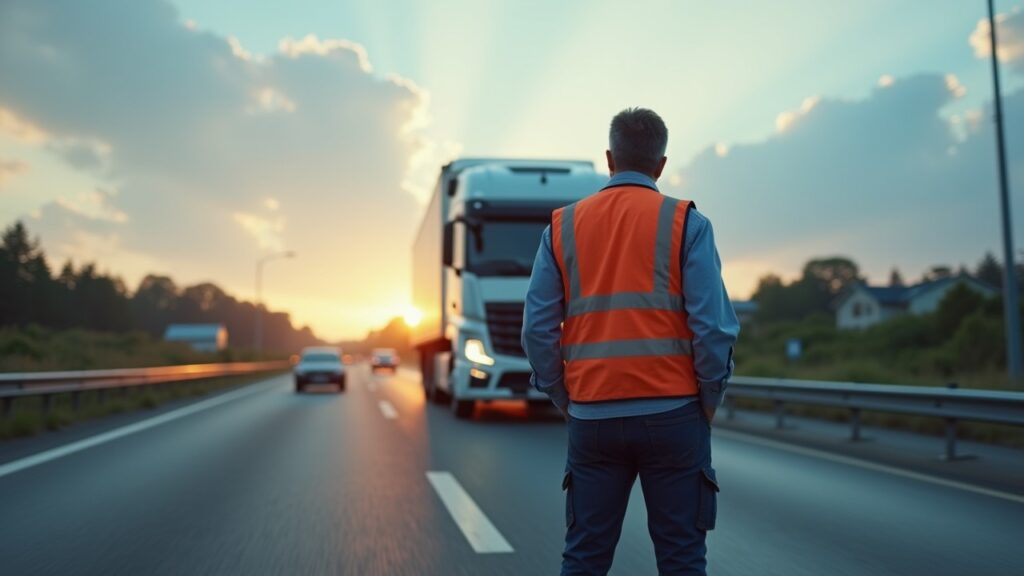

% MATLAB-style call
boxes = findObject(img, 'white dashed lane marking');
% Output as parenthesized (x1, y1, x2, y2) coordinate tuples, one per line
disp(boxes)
(378, 400, 398, 419)
(426, 471, 514, 554)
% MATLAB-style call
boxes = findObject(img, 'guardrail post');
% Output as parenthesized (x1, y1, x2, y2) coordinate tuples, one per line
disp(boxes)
(850, 408, 862, 441)
(943, 417, 959, 461)
(774, 400, 785, 429)
(72, 392, 82, 411)
(2, 397, 12, 418)
(726, 395, 736, 421)
(42, 394, 53, 415)
(938, 383, 976, 461)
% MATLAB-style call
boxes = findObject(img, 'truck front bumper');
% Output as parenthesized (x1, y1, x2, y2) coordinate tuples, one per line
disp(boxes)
(451, 354, 547, 401)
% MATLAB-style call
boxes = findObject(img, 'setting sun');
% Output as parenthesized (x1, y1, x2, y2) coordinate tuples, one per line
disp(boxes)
(402, 306, 423, 328)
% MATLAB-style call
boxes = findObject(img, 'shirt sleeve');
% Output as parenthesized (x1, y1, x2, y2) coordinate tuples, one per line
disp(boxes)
(521, 226, 570, 411)
(682, 210, 740, 412)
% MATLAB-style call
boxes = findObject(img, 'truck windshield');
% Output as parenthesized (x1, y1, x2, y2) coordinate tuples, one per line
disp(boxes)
(466, 220, 548, 276)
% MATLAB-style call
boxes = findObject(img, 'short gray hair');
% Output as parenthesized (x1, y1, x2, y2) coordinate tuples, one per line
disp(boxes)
(608, 108, 668, 175)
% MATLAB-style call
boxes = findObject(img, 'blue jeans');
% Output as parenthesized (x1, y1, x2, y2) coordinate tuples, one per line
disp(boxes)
(562, 402, 718, 576)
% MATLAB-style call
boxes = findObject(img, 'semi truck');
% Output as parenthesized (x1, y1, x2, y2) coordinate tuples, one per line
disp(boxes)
(410, 158, 607, 418)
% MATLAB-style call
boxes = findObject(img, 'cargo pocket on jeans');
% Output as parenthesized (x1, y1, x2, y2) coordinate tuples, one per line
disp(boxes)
(696, 466, 720, 531)
(562, 470, 575, 529)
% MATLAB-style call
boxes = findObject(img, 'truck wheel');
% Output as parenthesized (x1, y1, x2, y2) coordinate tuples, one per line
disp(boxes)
(432, 387, 450, 405)
(451, 396, 474, 419)
(527, 400, 551, 418)
(423, 374, 435, 401)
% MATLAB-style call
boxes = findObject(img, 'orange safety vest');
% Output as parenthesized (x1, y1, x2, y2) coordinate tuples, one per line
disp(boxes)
(551, 184, 698, 403)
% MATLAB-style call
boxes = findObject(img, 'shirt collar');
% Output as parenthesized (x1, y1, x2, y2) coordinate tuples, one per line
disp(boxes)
(605, 170, 659, 192)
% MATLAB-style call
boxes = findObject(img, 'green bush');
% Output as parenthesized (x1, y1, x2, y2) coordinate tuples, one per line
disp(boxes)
(946, 312, 1003, 372)
(935, 284, 985, 335)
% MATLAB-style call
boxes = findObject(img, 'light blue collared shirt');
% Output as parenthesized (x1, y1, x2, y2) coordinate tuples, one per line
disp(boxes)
(521, 171, 739, 419)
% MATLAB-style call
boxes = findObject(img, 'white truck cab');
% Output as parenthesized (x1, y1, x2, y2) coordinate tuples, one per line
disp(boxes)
(411, 158, 606, 418)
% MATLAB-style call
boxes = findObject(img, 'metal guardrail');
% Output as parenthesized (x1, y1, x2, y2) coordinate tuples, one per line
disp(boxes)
(0, 361, 289, 415)
(723, 376, 1024, 460)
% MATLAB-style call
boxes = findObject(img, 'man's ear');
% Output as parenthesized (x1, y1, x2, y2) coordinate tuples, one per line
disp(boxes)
(652, 156, 667, 180)
(606, 150, 616, 175)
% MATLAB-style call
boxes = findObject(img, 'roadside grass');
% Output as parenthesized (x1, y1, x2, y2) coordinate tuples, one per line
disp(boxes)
(0, 372, 284, 441)
(0, 325, 281, 372)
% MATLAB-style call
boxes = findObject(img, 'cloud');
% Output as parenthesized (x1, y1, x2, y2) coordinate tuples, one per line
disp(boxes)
(53, 188, 127, 223)
(0, 0, 450, 338)
(970, 7, 1024, 72)
(277, 34, 373, 72)
(774, 96, 820, 133)
(0, 107, 48, 143)
(668, 74, 1024, 295)
(0, 158, 29, 188)
(233, 211, 285, 252)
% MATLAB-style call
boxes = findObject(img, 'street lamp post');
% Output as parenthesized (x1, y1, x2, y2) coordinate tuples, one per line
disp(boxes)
(986, 0, 1023, 382)
(254, 250, 295, 354)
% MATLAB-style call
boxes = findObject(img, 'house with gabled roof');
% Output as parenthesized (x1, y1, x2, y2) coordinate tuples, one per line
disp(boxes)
(835, 275, 996, 330)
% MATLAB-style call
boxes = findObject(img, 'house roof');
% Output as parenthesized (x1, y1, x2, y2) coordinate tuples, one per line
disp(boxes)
(903, 275, 997, 300)
(164, 324, 226, 340)
(731, 300, 759, 314)
(860, 286, 908, 306)
(835, 274, 996, 310)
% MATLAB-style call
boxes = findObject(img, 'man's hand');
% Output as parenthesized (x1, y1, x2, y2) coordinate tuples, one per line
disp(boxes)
(703, 405, 716, 425)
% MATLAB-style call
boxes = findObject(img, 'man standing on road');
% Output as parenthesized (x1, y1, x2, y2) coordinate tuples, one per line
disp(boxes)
(522, 108, 739, 575)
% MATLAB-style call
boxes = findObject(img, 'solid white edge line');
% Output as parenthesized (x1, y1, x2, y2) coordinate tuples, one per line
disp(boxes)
(714, 428, 1024, 505)
(426, 471, 514, 554)
(378, 400, 398, 419)
(0, 378, 280, 480)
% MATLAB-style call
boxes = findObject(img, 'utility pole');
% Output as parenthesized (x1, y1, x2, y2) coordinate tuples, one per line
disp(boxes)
(987, 0, 1023, 382)
(254, 250, 295, 354)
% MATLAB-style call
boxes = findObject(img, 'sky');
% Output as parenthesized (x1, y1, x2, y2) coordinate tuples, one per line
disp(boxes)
(1, 0, 1023, 340)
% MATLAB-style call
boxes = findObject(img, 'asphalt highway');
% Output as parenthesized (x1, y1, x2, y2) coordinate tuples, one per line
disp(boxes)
(0, 366, 1021, 575)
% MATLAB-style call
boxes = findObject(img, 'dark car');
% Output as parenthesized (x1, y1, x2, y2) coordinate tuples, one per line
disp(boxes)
(294, 346, 346, 392)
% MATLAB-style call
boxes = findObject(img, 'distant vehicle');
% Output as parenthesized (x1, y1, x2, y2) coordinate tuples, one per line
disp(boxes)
(163, 323, 228, 352)
(370, 348, 399, 372)
(294, 346, 345, 393)
(411, 158, 606, 418)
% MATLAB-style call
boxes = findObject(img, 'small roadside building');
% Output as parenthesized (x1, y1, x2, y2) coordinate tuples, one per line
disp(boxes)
(163, 324, 228, 352)
(835, 275, 997, 330)
(731, 300, 759, 325)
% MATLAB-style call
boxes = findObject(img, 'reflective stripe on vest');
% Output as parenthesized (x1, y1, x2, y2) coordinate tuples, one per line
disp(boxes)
(553, 186, 698, 403)
(563, 338, 693, 362)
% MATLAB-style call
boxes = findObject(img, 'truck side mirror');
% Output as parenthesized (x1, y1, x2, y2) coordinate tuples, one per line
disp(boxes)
(443, 222, 455, 267)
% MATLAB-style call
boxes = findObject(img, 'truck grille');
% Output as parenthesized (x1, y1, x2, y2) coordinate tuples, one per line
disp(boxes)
(498, 372, 532, 394)
(485, 302, 526, 357)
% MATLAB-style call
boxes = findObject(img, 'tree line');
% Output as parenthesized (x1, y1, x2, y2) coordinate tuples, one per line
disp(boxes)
(0, 221, 321, 353)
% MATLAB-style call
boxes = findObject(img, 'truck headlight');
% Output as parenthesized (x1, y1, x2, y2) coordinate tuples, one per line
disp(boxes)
(464, 338, 495, 366)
